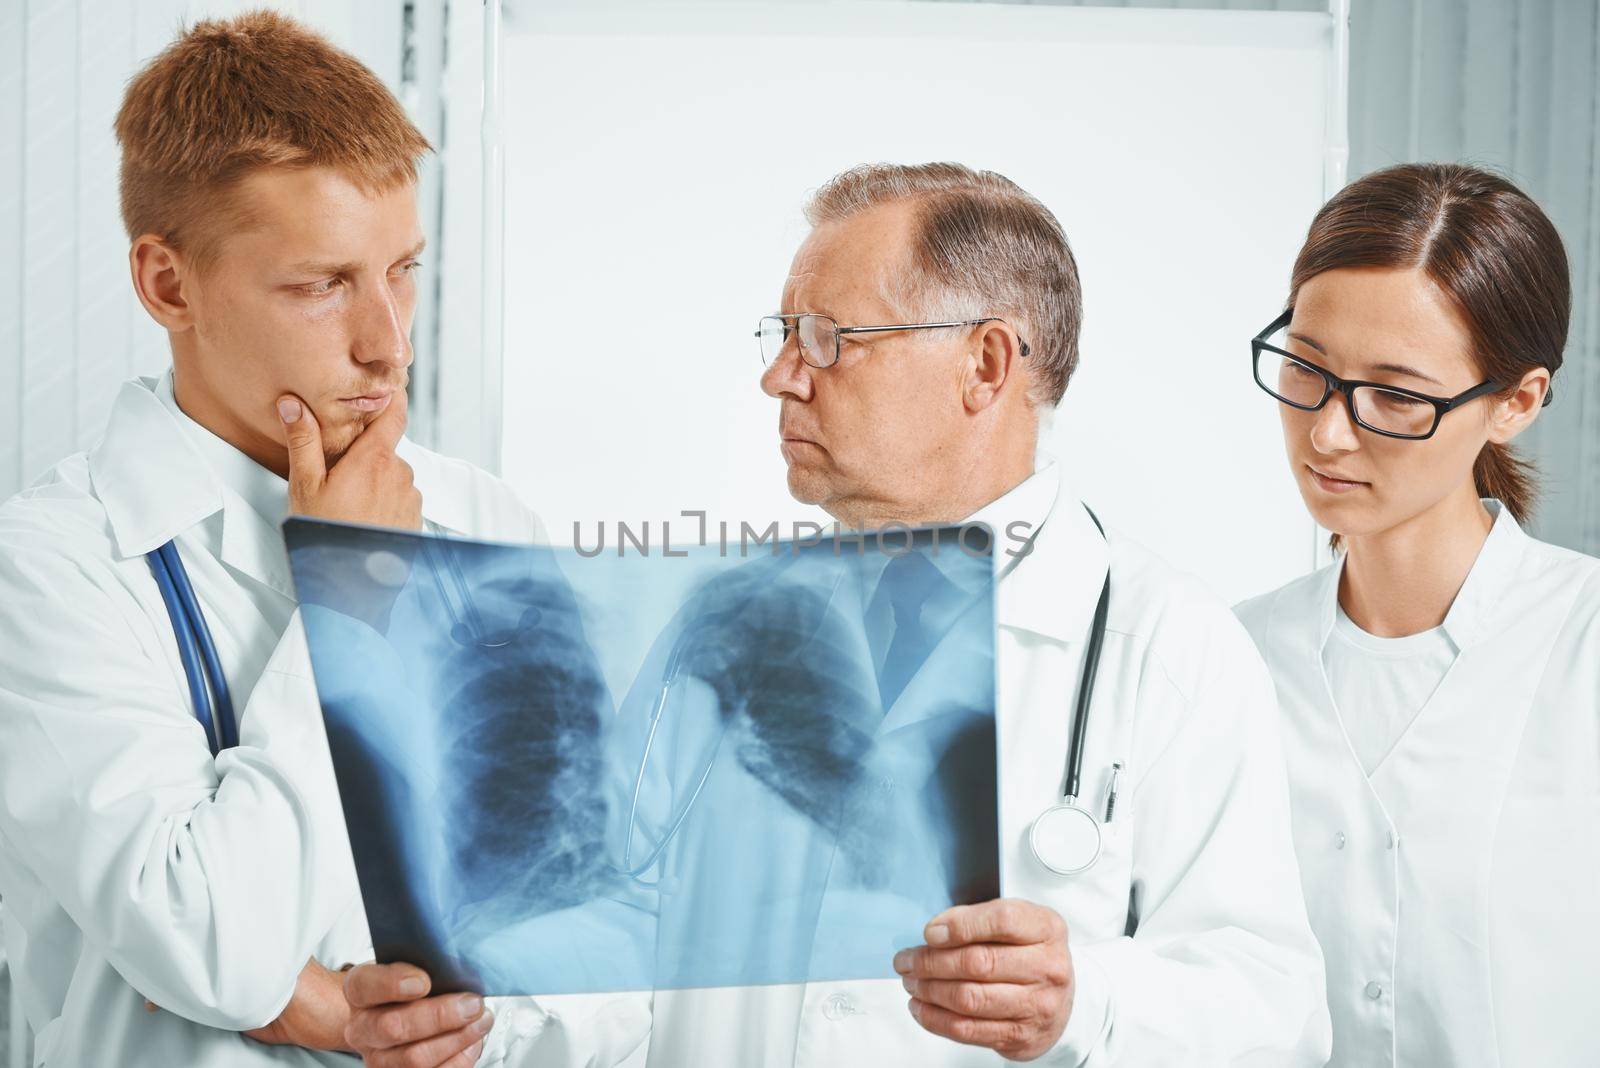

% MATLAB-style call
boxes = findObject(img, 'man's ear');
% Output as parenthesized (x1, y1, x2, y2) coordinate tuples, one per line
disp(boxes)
(129, 235, 196, 333)
(1486, 366, 1551, 446)
(962, 320, 1025, 414)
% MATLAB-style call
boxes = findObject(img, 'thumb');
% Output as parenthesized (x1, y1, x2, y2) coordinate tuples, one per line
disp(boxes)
(277, 394, 326, 506)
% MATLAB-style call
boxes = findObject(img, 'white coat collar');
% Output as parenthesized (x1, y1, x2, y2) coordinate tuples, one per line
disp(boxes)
(987, 462, 1110, 645)
(397, 438, 482, 538)
(1315, 499, 1530, 652)
(89, 373, 479, 566)
(89, 376, 228, 560)
(158, 371, 288, 530)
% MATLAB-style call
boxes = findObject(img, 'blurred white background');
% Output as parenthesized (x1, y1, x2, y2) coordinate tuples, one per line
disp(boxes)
(497, 1, 1333, 604)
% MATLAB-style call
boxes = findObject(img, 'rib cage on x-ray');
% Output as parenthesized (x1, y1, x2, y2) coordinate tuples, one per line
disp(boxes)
(670, 558, 894, 886)
(434, 554, 893, 933)
(433, 567, 617, 939)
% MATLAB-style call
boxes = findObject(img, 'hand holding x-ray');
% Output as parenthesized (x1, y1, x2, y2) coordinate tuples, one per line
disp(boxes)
(896, 899, 1076, 1060)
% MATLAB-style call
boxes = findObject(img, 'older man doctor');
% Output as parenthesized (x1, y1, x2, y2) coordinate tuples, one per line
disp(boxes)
(349, 162, 1330, 1067)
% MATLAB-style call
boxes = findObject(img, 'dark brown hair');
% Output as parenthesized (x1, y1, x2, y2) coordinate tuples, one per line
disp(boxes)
(115, 9, 431, 266)
(1289, 162, 1569, 525)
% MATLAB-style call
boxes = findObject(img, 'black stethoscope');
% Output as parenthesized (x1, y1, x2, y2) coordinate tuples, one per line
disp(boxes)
(1014, 507, 1116, 877)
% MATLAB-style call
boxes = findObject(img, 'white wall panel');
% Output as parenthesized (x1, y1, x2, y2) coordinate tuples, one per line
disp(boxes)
(432, 0, 488, 466)
(0, 0, 24, 495)
(495, 1, 1334, 605)
(20, 0, 79, 487)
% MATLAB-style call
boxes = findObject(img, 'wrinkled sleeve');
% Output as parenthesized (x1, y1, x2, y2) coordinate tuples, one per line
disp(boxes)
(0, 549, 350, 1030)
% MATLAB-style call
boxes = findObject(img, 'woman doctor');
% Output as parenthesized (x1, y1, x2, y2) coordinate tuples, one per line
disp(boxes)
(1235, 161, 1599, 1068)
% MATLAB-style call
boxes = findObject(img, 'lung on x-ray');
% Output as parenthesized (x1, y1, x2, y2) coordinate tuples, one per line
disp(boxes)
(284, 517, 998, 996)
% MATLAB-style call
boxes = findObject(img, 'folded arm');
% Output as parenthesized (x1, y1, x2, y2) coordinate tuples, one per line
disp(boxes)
(0, 548, 353, 1030)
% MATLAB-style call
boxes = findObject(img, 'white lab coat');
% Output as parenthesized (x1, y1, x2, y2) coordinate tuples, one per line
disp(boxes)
(595, 464, 1332, 1067)
(1235, 502, 1600, 1067)
(0, 375, 642, 1067)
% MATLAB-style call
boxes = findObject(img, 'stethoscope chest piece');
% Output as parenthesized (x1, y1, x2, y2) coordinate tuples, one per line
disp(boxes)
(1029, 800, 1103, 876)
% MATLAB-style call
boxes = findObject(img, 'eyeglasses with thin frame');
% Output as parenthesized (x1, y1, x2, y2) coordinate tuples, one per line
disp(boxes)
(1251, 307, 1506, 441)
(756, 312, 1031, 369)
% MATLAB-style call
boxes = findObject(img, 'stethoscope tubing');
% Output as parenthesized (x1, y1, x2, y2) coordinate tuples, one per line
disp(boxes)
(1001, 506, 1108, 808)
(147, 540, 237, 755)
(1063, 508, 1108, 804)
(617, 611, 738, 882)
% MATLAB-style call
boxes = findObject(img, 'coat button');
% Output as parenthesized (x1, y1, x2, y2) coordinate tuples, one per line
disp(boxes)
(1364, 981, 1383, 1000)
(1386, 831, 1397, 850)
(823, 993, 857, 1021)
(1335, 831, 1346, 850)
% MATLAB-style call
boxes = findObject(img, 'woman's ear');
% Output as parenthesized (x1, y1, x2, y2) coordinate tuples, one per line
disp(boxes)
(1486, 366, 1551, 446)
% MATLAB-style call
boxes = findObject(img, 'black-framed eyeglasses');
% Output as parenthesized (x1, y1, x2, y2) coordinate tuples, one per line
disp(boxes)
(756, 312, 1031, 369)
(1251, 308, 1503, 441)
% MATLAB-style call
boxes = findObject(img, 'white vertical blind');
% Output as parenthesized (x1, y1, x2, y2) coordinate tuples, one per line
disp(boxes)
(0, 0, 26, 504)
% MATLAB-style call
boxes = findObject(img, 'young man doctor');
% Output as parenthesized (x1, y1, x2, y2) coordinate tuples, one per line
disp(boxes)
(348, 164, 1332, 1066)
(0, 13, 641, 1067)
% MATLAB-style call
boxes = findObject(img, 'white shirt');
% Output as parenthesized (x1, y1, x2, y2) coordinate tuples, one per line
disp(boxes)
(1236, 501, 1600, 1068)
(596, 463, 1330, 1067)
(155, 375, 298, 646)
(0, 374, 642, 1067)
(1322, 607, 1456, 775)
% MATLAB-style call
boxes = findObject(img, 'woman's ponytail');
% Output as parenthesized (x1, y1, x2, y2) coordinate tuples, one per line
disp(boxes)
(1473, 441, 1538, 525)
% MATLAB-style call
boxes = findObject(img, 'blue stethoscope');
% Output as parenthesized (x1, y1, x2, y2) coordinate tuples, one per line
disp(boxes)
(145, 532, 500, 759)
(146, 541, 238, 755)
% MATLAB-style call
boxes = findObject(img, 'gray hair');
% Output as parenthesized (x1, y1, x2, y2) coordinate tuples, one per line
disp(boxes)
(803, 162, 1082, 407)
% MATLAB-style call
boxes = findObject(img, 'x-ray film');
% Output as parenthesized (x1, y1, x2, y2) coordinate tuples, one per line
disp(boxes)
(284, 518, 998, 996)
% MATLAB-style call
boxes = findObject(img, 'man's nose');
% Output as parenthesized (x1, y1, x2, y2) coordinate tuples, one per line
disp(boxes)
(1308, 391, 1360, 454)
(760, 342, 813, 402)
(352, 279, 413, 369)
